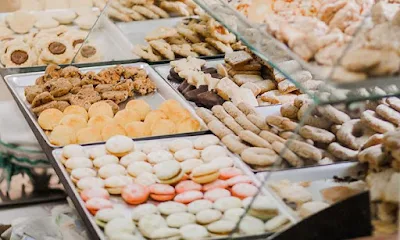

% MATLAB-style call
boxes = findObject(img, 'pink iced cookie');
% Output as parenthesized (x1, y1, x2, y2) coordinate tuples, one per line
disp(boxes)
(226, 175, 252, 187)
(219, 167, 243, 180)
(231, 183, 257, 199)
(80, 188, 110, 202)
(204, 188, 231, 202)
(174, 190, 203, 204)
(202, 179, 228, 192)
(175, 180, 202, 194)
(85, 197, 113, 215)
(149, 183, 176, 202)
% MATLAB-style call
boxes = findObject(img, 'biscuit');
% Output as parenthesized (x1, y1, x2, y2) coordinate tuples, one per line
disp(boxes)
(149, 39, 175, 60)
(50, 125, 76, 146)
(76, 127, 102, 144)
(38, 108, 63, 130)
(272, 141, 304, 167)
(125, 121, 150, 138)
(59, 114, 87, 132)
(179, 224, 209, 240)
(361, 110, 395, 133)
(63, 105, 89, 121)
(222, 116, 244, 135)
(280, 103, 299, 119)
(101, 123, 126, 140)
(235, 115, 261, 134)
(113, 109, 141, 127)
(327, 142, 358, 161)
(89, 101, 114, 119)
(88, 115, 114, 131)
(247, 114, 270, 130)
(125, 99, 151, 121)
(177, 117, 201, 133)
(299, 125, 336, 144)
(266, 115, 298, 131)
(151, 119, 176, 136)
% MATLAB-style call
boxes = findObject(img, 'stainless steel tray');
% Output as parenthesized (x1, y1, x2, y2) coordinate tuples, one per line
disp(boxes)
(52, 134, 297, 240)
(4, 62, 208, 148)
(0, 10, 139, 69)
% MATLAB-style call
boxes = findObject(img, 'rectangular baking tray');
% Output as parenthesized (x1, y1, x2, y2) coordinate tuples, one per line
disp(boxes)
(51, 134, 298, 240)
(0, 10, 139, 69)
(4, 62, 208, 148)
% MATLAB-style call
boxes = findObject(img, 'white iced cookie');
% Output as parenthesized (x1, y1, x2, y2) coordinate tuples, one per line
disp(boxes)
(141, 141, 167, 154)
(77, 177, 104, 191)
(201, 145, 228, 162)
(158, 201, 187, 215)
(98, 163, 126, 179)
(52, 10, 77, 24)
(134, 172, 157, 186)
(181, 158, 203, 174)
(131, 204, 159, 222)
(6, 11, 36, 34)
(138, 214, 167, 238)
(166, 212, 196, 228)
(168, 139, 193, 152)
(120, 151, 147, 167)
(93, 155, 119, 169)
(104, 175, 132, 194)
(151, 228, 180, 239)
(213, 197, 242, 212)
(210, 156, 234, 169)
(188, 199, 213, 214)
(180, 224, 209, 240)
(70, 167, 96, 183)
(88, 146, 108, 160)
(75, 43, 102, 63)
(106, 135, 135, 157)
(34, 17, 59, 29)
(207, 219, 236, 235)
(194, 135, 220, 150)
(196, 209, 222, 225)
(95, 209, 124, 228)
(39, 37, 74, 64)
(175, 148, 201, 162)
(64, 157, 93, 172)
(1, 43, 37, 67)
(242, 196, 279, 220)
(239, 216, 265, 234)
(127, 161, 152, 177)
(105, 218, 136, 238)
(298, 201, 329, 218)
(223, 208, 245, 222)
(147, 150, 173, 164)
(62, 144, 88, 159)
(74, 14, 97, 30)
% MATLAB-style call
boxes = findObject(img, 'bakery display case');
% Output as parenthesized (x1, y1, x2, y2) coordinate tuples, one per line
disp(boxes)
(192, 0, 400, 105)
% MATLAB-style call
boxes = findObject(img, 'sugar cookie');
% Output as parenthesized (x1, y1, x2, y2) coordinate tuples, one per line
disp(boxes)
(80, 188, 109, 202)
(104, 175, 133, 194)
(190, 164, 220, 184)
(125, 121, 150, 138)
(131, 204, 159, 222)
(98, 163, 126, 179)
(89, 101, 114, 118)
(93, 155, 119, 169)
(151, 119, 176, 136)
(101, 123, 126, 141)
(168, 138, 193, 153)
(106, 135, 135, 157)
(38, 108, 63, 130)
(85, 197, 113, 215)
(194, 135, 220, 150)
(114, 109, 141, 127)
(175, 148, 201, 162)
(120, 151, 147, 167)
(174, 190, 203, 204)
(201, 145, 228, 162)
(147, 150, 174, 164)
(76, 127, 102, 144)
(204, 188, 231, 202)
(181, 159, 203, 174)
(127, 161, 152, 177)
(50, 125, 76, 146)
(88, 115, 114, 130)
(180, 224, 209, 240)
(121, 183, 150, 205)
(158, 201, 187, 215)
(188, 199, 213, 214)
(63, 105, 88, 121)
(167, 212, 196, 228)
(138, 214, 167, 238)
(196, 209, 223, 225)
(175, 180, 202, 194)
(59, 114, 87, 132)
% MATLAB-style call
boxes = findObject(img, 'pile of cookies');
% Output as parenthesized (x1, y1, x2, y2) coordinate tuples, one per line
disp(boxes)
(268, 178, 367, 219)
(97, 0, 201, 22)
(133, 15, 243, 61)
(358, 130, 400, 234)
(59, 135, 291, 239)
(0, 9, 101, 67)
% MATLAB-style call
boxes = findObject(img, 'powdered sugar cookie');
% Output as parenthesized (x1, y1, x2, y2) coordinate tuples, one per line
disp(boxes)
(106, 135, 134, 157)
(201, 145, 228, 162)
(181, 158, 203, 174)
(167, 212, 196, 228)
(7, 11, 36, 34)
(120, 151, 147, 167)
(196, 209, 223, 225)
(147, 150, 174, 164)
(131, 203, 159, 222)
(74, 14, 97, 30)
(204, 188, 231, 202)
(231, 183, 257, 199)
(180, 224, 209, 240)
(158, 201, 187, 215)
(138, 214, 167, 238)
(188, 199, 213, 214)
(34, 17, 59, 29)
(175, 148, 201, 162)
(210, 157, 234, 169)
(174, 190, 203, 204)
(168, 138, 193, 153)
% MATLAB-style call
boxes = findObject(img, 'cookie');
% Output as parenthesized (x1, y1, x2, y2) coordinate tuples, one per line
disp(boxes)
(7, 11, 36, 34)
(120, 151, 147, 167)
(145, 27, 177, 41)
(131, 204, 159, 222)
(105, 135, 134, 157)
(149, 39, 175, 60)
(38, 108, 64, 130)
(125, 121, 150, 138)
(241, 147, 279, 167)
(169, 138, 194, 153)
(171, 44, 198, 57)
(180, 224, 209, 239)
(125, 99, 151, 121)
(50, 125, 76, 146)
(158, 201, 187, 215)
(76, 127, 102, 144)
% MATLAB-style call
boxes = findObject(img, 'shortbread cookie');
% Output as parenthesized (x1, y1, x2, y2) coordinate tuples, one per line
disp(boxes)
(74, 14, 97, 30)
(133, 44, 162, 62)
(171, 44, 198, 57)
(160, 1, 191, 16)
(206, 38, 233, 53)
(145, 27, 177, 41)
(1, 43, 37, 67)
(145, 5, 169, 18)
(39, 38, 74, 64)
(149, 39, 175, 60)
(177, 27, 202, 44)
(75, 44, 102, 63)
(7, 11, 36, 34)
(208, 19, 236, 44)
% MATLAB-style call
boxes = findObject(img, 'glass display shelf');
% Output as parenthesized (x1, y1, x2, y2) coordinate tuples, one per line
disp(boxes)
(193, 0, 400, 105)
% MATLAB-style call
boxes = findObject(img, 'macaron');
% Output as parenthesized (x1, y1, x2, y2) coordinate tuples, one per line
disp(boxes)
(149, 183, 176, 202)
(95, 208, 124, 228)
(174, 190, 203, 204)
(213, 197, 243, 212)
(202, 179, 228, 191)
(158, 201, 187, 215)
(121, 183, 150, 205)
(196, 209, 222, 225)
(166, 212, 196, 228)
(226, 175, 252, 187)
(207, 219, 236, 235)
(204, 188, 231, 202)
(188, 199, 213, 214)
(168, 138, 193, 153)
(175, 180, 202, 194)
(127, 161, 152, 178)
(131, 203, 159, 222)
(138, 214, 167, 238)
(147, 150, 173, 164)
(93, 155, 119, 169)
(153, 160, 184, 185)
(174, 148, 201, 162)
(104, 175, 133, 194)
(231, 183, 258, 199)
(210, 157, 234, 169)
(80, 187, 110, 202)
(120, 151, 147, 167)
(104, 217, 136, 237)
(219, 167, 243, 180)
(85, 197, 113, 215)
(62, 144, 88, 159)
(64, 157, 93, 173)
(190, 164, 220, 184)
(180, 224, 209, 240)
(70, 167, 97, 184)
(77, 177, 104, 192)
(180, 159, 203, 174)
(88, 146, 108, 160)
(201, 145, 228, 162)
(106, 135, 135, 157)
(242, 196, 279, 220)
(98, 163, 126, 179)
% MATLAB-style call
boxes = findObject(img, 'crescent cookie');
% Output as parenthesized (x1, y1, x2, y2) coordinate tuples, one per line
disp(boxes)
(39, 38, 74, 64)
(1, 43, 37, 67)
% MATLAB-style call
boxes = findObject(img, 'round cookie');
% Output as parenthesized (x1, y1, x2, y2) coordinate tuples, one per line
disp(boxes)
(121, 183, 150, 205)
(168, 138, 194, 153)
(213, 196, 242, 212)
(77, 177, 104, 191)
(231, 183, 258, 199)
(88, 146, 107, 160)
(190, 164, 220, 184)
(104, 175, 133, 195)
(194, 135, 220, 150)
(125, 121, 150, 138)
(207, 219, 236, 235)
(201, 145, 228, 162)
(76, 127, 102, 144)
(131, 203, 159, 222)
(158, 201, 187, 215)
(50, 125, 77, 146)
(239, 216, 265, 234)
(113, 110, 141, 127)
(147, 150, 174, 164)
(175, 148, 201, 162)
(174, 190, 203, 204)
(196, 209, 222, 225)
(203, 179, 228, 191)
(89, 102, 114, 118)
(85, 197, 113, 215)
(105, 135, 135, 157)
(204, 188, 231, 202)
(149, 183, 176, 202)
(64, 156, 92, 172)
(88, 115, 114, 131)
(34, 17, 59, 29)
(93, 155, 119, 169)
(104, 217, 135, 237)
(167, 212, 196, 228)
(64, 105, 89, 121)
(62, 144, 87, 159)
(80, 187, 109, 202)
(188, 199, 213, 214)
(223, 208, 245, 222)
(151, 119, 176, 136)
(153, 160, 182, 182)
(95, 208, 124, 228)
(71, 167, 96, 184)
(180, 159, 203, 174)
(140, 140, 167, 154)
(175, 180, 202, 194)
(127, 161, 152, 178)
(98, 163, 126, 179)
(180, 224, 209, 240)
(38, 108, 64, 130)
(226, 175, 252, 187)
(120, 151, 147, 167)
(59, 114, 87, 132)
(125, 100, 151, 121)
(210, 156, 234, 169)
(219, 167, 243, 180)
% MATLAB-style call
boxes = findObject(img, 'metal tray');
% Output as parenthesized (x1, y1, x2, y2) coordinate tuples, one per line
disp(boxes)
(4, 62, 208, 148)
(0, 10, 139, 70)
(52, 134, 297, 240)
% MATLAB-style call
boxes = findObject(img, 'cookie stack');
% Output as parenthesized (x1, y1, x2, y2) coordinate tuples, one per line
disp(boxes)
(133, 15, 243, 61)
(0, 10, 103, 67)
(59, 135, 291, 239)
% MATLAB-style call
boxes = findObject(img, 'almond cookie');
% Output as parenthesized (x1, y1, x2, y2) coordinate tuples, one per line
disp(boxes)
(286, 140, 322, 162)
(239, 130, 271, 148)
(299, 125, 336, 144)
(361, 110, 395, 133)
(337, 119, 375, 150)
(241, 147, 279, 167)
(149, 39, 175, 60)
(375, 104, 400, 126)
(221, 134, 249, 154)
(272, 141, 304, 167)
(327, 142, 358, 161)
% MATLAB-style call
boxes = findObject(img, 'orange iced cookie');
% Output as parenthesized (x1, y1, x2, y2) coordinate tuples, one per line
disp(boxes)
(80, 187, 110, 202)
(174, 190, 203, 204)
(219, 167, 243, 180)
(202, 179, 228, 192)
(122, 183, 150, 205)
(204, 188, 231, 202)
(231, 183, 257, 199)
(85, 197, 113, 215)
(175, 180, 202, 194)
(149, 183, 176, 202)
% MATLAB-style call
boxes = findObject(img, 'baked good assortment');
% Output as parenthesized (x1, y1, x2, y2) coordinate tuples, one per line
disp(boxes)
(195, 96, 400, 171)
(93, 0, 201, 22)
(133, 15, 243, 61)
(167, 53, 313, 108)
(58, 135, 291, 239)
(0, 9, 101, 67)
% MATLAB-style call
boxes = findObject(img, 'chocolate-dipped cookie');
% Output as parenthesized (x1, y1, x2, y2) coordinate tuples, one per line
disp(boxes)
(197, 91, 225, 109)
(169, 68, 185, 82)
(184, 85, 208, 102)
(182, 83, 196, 95)
(178, 80, 189, 93)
